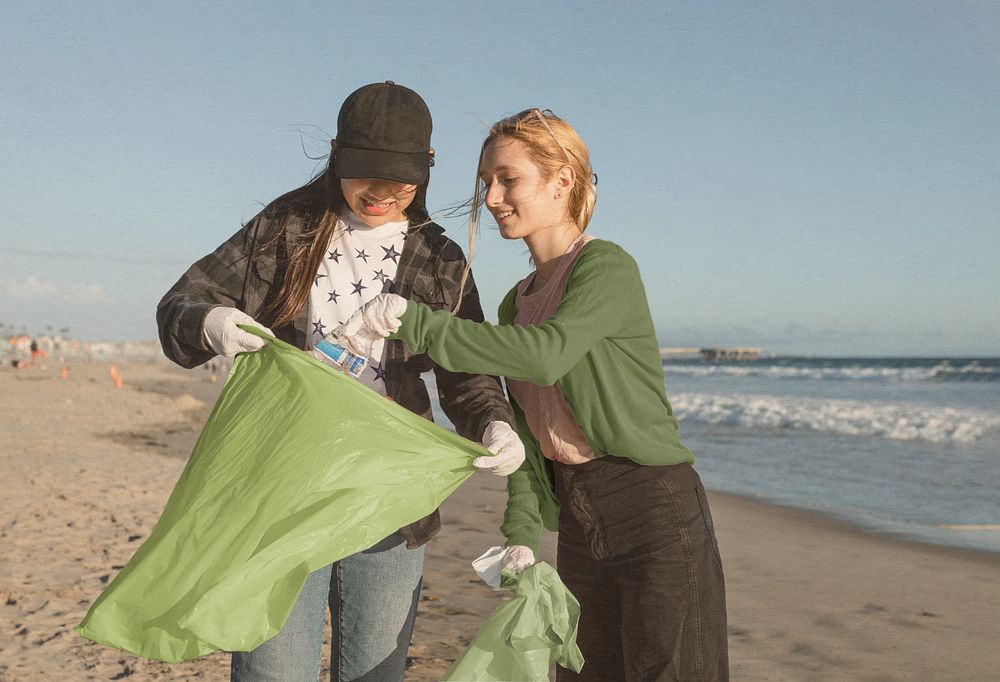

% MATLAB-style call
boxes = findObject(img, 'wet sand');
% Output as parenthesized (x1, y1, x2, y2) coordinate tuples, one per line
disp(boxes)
(1, 360, 998, 680)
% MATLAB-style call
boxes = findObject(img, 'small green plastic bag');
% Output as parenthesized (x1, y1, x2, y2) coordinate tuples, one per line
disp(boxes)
(442, 563, 585, 681)
(77, 329, 487, 663)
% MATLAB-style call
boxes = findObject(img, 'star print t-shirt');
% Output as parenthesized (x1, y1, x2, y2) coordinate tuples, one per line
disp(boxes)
(307, 210, 407, 395)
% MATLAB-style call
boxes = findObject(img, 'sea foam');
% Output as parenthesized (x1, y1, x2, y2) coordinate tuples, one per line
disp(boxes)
(664, 360, 998, 383)
(672, 392, 1000, 445)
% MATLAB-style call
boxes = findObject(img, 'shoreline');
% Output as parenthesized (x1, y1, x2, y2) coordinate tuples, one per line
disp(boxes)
(2, 361, 999, 680)
(709, 487, 1000, 571)
(710, 488, 1000, 562)
(703, 488, 1000, 681)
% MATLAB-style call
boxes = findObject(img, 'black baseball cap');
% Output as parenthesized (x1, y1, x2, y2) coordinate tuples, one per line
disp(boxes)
(333, 81, 433, 185)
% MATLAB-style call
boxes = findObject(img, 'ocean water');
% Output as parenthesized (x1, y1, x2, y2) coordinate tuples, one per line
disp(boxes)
(429, 357, 1000, 554)
(664, 357, 1000, 554)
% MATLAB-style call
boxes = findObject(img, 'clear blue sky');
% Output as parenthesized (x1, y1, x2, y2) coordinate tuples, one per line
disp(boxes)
(2, 1, 998, 356)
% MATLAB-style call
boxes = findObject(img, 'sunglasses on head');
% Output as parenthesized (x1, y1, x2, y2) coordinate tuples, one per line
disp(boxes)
(501, 108, 571, 163)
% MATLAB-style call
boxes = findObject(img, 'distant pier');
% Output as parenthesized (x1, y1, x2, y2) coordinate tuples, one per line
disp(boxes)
(660, 347, 763, 361)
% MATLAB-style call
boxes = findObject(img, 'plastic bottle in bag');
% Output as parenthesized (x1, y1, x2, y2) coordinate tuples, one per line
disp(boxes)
(308, 335, 369, 378)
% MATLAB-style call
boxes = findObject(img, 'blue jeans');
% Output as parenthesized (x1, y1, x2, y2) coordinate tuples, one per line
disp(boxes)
(231, 532, 426, 682)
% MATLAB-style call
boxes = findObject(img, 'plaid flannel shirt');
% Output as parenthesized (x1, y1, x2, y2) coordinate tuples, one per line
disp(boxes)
(157, 184, 514, 547)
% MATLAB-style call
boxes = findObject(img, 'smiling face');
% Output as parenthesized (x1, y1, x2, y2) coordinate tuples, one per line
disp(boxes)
(340, 178, 417, 227)
(479, 137, 573, 241)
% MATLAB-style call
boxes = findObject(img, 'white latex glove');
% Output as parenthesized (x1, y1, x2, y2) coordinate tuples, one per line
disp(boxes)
(202, 307, 274, 357)
(474, 421, 526, 476)
(501, 545, 536, 574)
(337, 293, 408, 339)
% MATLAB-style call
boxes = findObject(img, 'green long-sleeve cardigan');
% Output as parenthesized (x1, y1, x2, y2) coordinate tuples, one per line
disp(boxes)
(392, 239, 695, 553)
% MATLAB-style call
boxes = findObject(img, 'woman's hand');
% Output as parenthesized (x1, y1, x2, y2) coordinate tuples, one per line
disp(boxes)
(502, 545, 536, 573)
(337, 293, 408, 339)
(475, 421, 526, 476)
(202, 307, 274, 357)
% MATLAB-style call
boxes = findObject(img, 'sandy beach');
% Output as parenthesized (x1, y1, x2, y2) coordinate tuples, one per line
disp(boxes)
(2, 359, 998, 681)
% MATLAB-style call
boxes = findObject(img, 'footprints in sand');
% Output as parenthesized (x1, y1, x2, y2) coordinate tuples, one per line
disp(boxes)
(99, 420, 204, 460)
(727, 603, 952, 681)
(858, 602, 942, 630)
(0, 363, 231, 679)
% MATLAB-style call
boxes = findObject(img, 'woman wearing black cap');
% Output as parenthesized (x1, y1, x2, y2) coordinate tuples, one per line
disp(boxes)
(157, 82, 522, 682)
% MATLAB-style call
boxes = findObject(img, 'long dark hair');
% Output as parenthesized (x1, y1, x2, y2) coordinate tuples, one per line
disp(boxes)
(261, 158, 431, 329)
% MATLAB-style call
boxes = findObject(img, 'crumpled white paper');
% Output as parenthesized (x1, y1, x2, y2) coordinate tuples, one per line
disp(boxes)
(471, 545, 509, 591)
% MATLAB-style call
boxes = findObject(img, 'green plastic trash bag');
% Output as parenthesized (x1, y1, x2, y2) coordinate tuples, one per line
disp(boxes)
(442, 563, 585, 681)
(76, 329, 487, 663)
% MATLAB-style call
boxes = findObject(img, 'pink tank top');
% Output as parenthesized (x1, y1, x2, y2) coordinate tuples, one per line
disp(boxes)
(507, 235, 596, 465)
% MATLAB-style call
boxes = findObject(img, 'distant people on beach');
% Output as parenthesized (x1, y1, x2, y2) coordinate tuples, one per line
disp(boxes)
(156, 82, 520, 682)
(29, 338, 47, 364)
(348, 108, 730, 680)
(5, 336, 48, 368)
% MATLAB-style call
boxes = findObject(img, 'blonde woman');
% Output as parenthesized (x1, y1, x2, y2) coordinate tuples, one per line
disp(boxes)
(348, 109, 729, 681)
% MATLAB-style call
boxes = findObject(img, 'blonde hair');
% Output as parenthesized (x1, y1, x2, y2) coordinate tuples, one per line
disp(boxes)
(455, 109, 598, 310)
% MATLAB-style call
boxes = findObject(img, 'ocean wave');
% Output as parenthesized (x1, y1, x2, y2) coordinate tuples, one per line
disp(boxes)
(672, 392, 1000, 445)
(663, 361, 999, 383)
